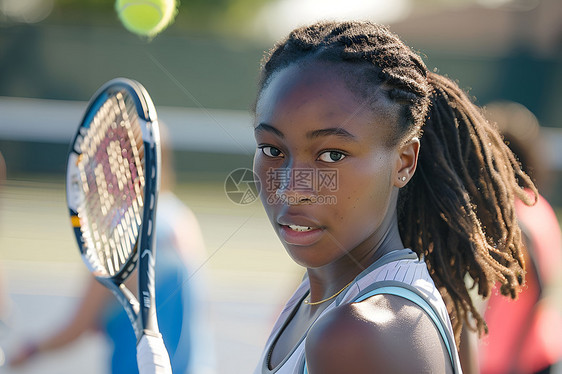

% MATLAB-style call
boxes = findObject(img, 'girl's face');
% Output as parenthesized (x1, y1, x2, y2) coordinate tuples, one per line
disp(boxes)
(253, 61, 415, 270)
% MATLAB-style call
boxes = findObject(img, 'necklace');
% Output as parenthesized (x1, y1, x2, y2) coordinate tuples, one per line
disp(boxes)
(303, 280, 354, 306)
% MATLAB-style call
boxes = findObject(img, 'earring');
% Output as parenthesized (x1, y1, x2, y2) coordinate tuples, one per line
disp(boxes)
(400, 176, 406, 181)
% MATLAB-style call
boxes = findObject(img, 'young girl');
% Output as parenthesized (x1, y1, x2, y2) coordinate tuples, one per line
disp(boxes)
(251, 21, 536, 373)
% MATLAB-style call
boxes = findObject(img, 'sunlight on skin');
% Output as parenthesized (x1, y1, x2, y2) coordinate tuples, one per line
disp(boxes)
(353, 299, 396, 325)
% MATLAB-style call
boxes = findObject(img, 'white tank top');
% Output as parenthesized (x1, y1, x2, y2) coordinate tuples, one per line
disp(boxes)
(254, 249, 463, 374)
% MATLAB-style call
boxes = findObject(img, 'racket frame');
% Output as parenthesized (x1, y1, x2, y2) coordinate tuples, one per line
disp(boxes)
(66, 78, 161, 341)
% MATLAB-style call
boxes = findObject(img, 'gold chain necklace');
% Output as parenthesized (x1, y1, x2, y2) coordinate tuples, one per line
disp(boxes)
(303, 280, 354, 306)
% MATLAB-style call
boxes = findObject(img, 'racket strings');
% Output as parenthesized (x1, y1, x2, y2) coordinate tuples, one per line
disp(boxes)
(76, 91, 146, 276)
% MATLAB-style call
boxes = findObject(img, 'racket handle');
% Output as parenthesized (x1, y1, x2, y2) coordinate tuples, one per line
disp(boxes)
(136, 333, 172, 374)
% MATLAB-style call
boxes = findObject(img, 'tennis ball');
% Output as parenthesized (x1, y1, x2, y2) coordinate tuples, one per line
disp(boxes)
(116, 0, 178, 38)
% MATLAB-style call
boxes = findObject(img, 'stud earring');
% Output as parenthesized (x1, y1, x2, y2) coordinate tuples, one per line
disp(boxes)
(400, 176, 406, 181)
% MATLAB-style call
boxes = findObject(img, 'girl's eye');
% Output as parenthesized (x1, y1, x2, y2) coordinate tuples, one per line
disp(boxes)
(261, 146, 283, 158)
(318, 151, 346, 163)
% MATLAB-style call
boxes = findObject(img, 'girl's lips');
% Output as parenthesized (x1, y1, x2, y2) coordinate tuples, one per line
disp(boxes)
(279, 224, 325, 246)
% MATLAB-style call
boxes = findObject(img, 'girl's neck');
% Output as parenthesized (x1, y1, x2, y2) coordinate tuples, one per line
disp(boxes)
(306, 214, 404, 303)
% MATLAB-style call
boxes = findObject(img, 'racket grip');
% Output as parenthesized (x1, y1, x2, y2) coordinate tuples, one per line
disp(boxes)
(136, 333, 172, 374)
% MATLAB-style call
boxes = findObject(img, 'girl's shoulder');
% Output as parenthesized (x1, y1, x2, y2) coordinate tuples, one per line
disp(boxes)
(305, 293, 453, 373)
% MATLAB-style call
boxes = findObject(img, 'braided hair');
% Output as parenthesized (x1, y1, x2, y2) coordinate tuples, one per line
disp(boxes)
(255, 21, 537, 343)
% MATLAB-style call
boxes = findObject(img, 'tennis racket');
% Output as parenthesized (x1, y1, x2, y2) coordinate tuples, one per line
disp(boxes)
(66, 78, 172, 373)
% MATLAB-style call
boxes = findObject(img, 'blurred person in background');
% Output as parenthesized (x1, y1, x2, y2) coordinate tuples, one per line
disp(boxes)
(0, 151, 6, 318)
(460, 101, 562, 374)
(0, 151, 7, 366)
(9, 125, 216, 374)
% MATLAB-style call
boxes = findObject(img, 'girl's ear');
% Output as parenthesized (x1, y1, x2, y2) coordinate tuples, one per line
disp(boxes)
(394, 137, 420, 188)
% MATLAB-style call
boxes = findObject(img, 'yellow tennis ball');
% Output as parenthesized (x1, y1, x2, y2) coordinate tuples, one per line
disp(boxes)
(116, 0, 178, 38)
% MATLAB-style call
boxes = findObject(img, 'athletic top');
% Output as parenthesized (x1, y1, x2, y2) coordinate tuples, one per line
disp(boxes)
(254, 249, 462, 374)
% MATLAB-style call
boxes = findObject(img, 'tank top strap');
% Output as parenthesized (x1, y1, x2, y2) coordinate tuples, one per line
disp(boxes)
(334, 248, 419, 305)
(352, 280, 462, 373)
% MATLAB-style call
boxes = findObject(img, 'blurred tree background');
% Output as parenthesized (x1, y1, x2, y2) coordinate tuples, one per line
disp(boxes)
(44, 0, 276, 37)
(1, 0, 560, 115)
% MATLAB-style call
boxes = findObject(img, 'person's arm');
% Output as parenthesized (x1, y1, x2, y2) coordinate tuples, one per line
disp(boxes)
(10, 276, 111, 366)
(305, 295, 453, 374)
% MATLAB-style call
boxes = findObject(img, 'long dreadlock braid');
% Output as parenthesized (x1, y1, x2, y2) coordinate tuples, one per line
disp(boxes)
(256, 20, 537, 344)
(403, 72, 536, 342)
